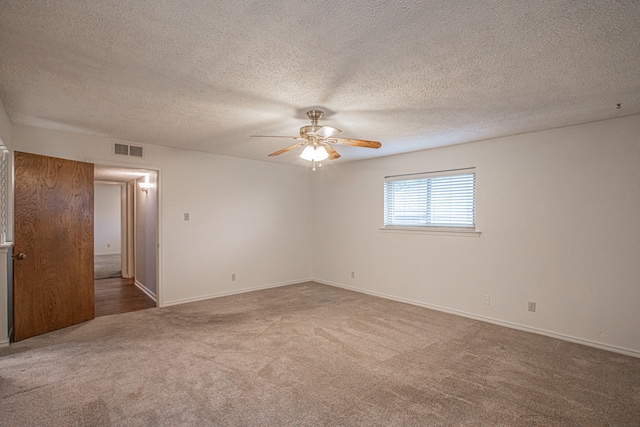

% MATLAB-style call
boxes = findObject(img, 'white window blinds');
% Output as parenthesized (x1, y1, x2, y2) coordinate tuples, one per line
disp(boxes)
(384, 169, 475, 229)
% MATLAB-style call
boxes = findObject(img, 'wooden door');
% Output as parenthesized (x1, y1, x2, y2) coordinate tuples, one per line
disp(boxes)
(14, 151, 94, 341)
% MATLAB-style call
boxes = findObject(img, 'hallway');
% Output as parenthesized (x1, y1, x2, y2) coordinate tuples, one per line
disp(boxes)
(94, 277, 156, 317)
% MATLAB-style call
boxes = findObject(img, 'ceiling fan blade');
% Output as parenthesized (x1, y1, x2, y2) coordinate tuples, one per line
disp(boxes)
(314, 126, 341, 138)
(251, 135, 301, 139)
(268, 142, 305, 156)
(331, 137, 382, 149)
(324, 144, 341, 160)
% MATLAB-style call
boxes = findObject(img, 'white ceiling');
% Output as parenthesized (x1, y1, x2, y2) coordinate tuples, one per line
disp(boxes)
(1, 1, 639, 165)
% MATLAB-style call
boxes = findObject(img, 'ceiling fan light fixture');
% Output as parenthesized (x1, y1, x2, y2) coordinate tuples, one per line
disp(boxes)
(254, 109, 381, 163)
(299, 144, 329, 162)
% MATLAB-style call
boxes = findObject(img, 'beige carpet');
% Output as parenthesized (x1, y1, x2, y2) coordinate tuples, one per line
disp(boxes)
(1, 282, 639, 426)
(94, 254, 122, 280)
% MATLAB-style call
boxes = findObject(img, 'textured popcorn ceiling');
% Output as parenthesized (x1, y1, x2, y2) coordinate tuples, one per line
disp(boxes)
(1, 1, 639, 165)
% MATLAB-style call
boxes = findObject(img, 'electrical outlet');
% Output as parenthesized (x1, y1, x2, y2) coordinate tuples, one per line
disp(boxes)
(107, 243, 110, 248)
(351, 271, 355, 279)
(184, 213, 190, 221)
(528, 301, 536, 312)
(483, 295, 490, 305)
(231, 273, 236, 281)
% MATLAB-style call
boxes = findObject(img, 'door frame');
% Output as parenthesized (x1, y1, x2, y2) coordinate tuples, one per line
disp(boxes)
(123, 181, 134, 279)
(88, 159, 162, 307)
(94, 180, 127, 278)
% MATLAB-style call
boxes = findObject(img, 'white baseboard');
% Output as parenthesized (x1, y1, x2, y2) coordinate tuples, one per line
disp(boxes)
(0, 339, 8, 348)
(314, 278, 640, 359)
(134, 280, 157, 303)
(162, 278, 314, 307)
(95, 251, 121, 256)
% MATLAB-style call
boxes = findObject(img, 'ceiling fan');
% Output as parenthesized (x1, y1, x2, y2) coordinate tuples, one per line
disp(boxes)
(252, 110, 382, 170)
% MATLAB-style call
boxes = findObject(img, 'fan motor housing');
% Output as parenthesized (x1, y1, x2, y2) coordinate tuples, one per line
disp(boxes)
(300, 125, 321, 138)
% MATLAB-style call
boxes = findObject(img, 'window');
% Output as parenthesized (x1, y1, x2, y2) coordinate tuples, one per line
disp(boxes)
(383, 168, 476, 233)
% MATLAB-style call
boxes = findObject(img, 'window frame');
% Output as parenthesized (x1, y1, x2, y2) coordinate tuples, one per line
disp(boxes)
(381, 167, 480, 237)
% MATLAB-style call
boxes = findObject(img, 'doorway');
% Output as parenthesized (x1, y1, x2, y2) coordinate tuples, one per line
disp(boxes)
(93, 165, 158, 317)
(11, 154, 161, 341)
(94, 182, 123, 280)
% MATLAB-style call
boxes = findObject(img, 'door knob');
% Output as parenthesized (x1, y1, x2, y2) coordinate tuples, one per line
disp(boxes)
(15, 252, 27, 260)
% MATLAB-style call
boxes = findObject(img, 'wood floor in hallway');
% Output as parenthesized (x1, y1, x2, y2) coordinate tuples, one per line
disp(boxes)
(94, 277, 156, 317)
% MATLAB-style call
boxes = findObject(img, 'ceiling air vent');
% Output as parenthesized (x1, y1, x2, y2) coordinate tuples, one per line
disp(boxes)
(112, 142, 145, 159)
(113, 143, 129, 156)
(129, 145, 144, 158)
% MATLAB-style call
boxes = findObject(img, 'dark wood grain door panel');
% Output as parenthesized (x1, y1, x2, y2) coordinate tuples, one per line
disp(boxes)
(14, 151, 94, 341)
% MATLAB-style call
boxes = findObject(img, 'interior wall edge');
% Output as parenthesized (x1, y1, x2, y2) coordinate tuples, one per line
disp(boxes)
(315, 278, 640, 359)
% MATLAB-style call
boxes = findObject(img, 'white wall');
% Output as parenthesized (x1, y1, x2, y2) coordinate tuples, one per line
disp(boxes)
(135, 172, 157, 297)
(6, 114, 640, 357)
(11, 123, 314, 307)
(94, 184, 122, 255)
(313, 114, 640, 357)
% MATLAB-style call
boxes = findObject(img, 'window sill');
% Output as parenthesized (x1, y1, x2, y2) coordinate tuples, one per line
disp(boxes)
(379, 226, 481, 237)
